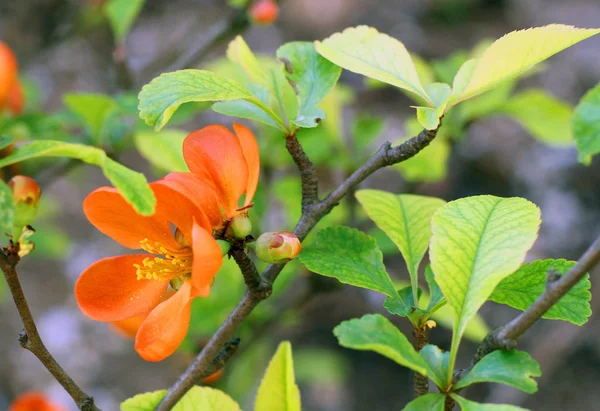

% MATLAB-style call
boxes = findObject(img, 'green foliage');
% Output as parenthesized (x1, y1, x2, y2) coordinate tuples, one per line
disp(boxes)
(573, 81, 600, 164)
(454, 350, 541, 394)
(0, 141, 155, 215)
(277, 42, 342, 128)
(120, 387, 240, 411)
(0, 180, 15, 235)
(0, 135, 15, 150)
(425, 265, 444, 312)
(333, 314, 427, 375)
(415, 83, 451, 130)
(255, 341, 301, 411)
(419, 344, 450, 390)
(350, 112, 384, 153)
(63, 93, 119, 144)
(134, 129, 188, 173)
(500, 90, 573, 145)
(430, 196, 541, 380)
(356, 189, 445, 303)
(299, 226, 397, 297)
(315, 26, 431, 105)
(138, 70, 252, 130)
(450, 395, 528, 411)
(104, 0, 146, 42)
(403, 393, 446, 411)
(491, 259, 591, 325)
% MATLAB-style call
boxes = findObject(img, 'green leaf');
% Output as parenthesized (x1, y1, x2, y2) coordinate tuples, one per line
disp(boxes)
(573, 82, 600, 164)
(134, 129, 188, 173)
(104, 0, 145, 42)
(430, 196, 540, 378)
(500, 89, 573, 145)
(315, 26, 431, 104)
(419, 345, 450, 390)
(0, 141, 155, 215)
(448, 25, 600, 108)
(403, 393, 446, 411)
(138, 70, 252, 130)
(63, 93, 118, 142)
(425, 265, 444, 312)
(299, 226, 397, 296)
(451, 394, 529, 411)
(255, 341, 301, 411)
(415, 83, 452, 130)
(277, 41, 342, 128)
(384, 286, 417, 317)
(121, 386, 241, 411)
(334, 314, 427, 375)
(454, 350, 541, 394)
(491, 259, 591, 325)
(355, 189, 446, 302)
(0, 135, 14, 150)
(0, 180, 15, 235)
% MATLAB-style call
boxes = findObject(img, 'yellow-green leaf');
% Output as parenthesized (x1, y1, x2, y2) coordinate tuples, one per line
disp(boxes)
(450, 395, 528, 411)
(104, 0, 145, 42)
(315, 26, 432, 105)
(449, 25, 600, 108)
(121, 386, 240, 411)
(134, 129, 188, 173)
(403, 393, 446, 411)
(255, 341, 301, 411)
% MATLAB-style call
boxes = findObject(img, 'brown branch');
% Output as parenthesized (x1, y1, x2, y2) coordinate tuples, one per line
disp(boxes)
(413, 326, 429, 397)
(0, 250, 99, 411)
(155, 126, 440, 410)
(285, 134, 319, 206)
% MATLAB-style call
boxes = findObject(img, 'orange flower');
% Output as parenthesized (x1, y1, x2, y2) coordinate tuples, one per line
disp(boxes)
(9, 392, 67, 411)
(75, 182, 223, 361)
(162, 123, 260, 231)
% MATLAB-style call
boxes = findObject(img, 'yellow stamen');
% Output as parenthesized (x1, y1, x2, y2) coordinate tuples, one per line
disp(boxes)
(134, 238, 193, 281)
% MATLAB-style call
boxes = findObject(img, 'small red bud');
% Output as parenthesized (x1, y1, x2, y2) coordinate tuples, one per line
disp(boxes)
(249, 0, 279, 25)
(6, 81, 24, 116)
(9, 175, 41, 206)
(255, 231, 301, 263)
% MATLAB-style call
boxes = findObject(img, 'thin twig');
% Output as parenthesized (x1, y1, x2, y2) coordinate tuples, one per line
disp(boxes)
(285, 134, 319, 207)
(155, 127, 440, 410)
(0, 250, 99, 411)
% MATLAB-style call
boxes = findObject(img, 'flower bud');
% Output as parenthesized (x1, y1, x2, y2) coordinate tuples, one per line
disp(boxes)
(8, 176, 41, 239)
(249, 0, 279, 25)
(255, 231, 301, 263)
(216, 239, 231, 256)
(227, 214, 252, 240)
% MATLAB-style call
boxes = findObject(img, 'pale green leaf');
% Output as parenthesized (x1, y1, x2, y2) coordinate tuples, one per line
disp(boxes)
(491, 259, 591, 325)
(425, 265, 444, 312)
(0, 141, 155, 215)
(500, 89, 573, 145)
(449, 25, 600, 107)
(277, 41, 341, 128)
(403, 393, 445, 411)
(415, 83, 452, 130)
(419, 345, 450, 390)
(573, 82, 600, 164)
(383, 286, 416, 317)
(454, 350, 541, 394)
(121, 386, 240, 411)
(356, 189, 446, 300)
(255, 341, 301, 411)
(227, 36, 271, 88)
(134, 129, 187, 172)
(104, 0, 145, 42)
(299, 226, 397, 296)
(63, 93, 118, 141)
(0, 180, 15, 235)
(334, 314, 427, 375)
(138, 69, 252, 130)
(315, 26, 431, 104)
(430, 196, 540, 363)
(451, 394, 529, 411)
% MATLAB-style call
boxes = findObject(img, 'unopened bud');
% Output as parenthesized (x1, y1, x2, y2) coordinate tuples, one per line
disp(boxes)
(255, 231, 301, 263)
(227, 214, 252, 240)
(9, 175, 41, 206)
(249, 0, 279, 25)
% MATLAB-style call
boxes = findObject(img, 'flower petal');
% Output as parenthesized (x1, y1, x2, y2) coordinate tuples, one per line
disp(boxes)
(9, 392, 68, 411)
(191, 222, 223, 295)
(83, 187, 175, 249)
(134, 280, 193, 361)
(109, 314, 146, 339)
(183, 125, 248, 218)
(75, 255, 168, 322)
(160, 172, 222, 229)
(233, 123, 260, 206)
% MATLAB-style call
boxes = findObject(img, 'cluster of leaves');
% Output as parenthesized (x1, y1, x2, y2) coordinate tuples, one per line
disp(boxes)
(299, 191, 591, 409)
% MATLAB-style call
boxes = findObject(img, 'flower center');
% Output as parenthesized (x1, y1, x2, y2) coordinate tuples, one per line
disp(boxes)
(134, 238, 193, 281)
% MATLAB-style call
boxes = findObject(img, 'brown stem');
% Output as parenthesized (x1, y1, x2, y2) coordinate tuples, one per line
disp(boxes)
(413, 326, 429, 397)
(155, 126, 440, 410)
(285, 134, 319, 207)
(0, 251, 99, 411)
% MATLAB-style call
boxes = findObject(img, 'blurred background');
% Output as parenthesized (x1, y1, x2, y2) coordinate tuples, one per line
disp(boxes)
(1, 0, 600, 410)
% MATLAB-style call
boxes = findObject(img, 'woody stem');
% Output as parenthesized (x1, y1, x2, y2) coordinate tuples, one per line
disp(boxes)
(0, 250, 99, 411)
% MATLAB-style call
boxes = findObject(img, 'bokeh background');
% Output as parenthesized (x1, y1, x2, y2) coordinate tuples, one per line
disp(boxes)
(1, 0, 600, 410)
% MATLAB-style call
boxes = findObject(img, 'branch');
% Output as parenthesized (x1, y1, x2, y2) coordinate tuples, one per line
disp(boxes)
(285, 134, 319, 207)
(156, 126, 440, 410)
(413, 326, 429, 397)
(0, 250, 99, 411)
(463, 233, 600, 375)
